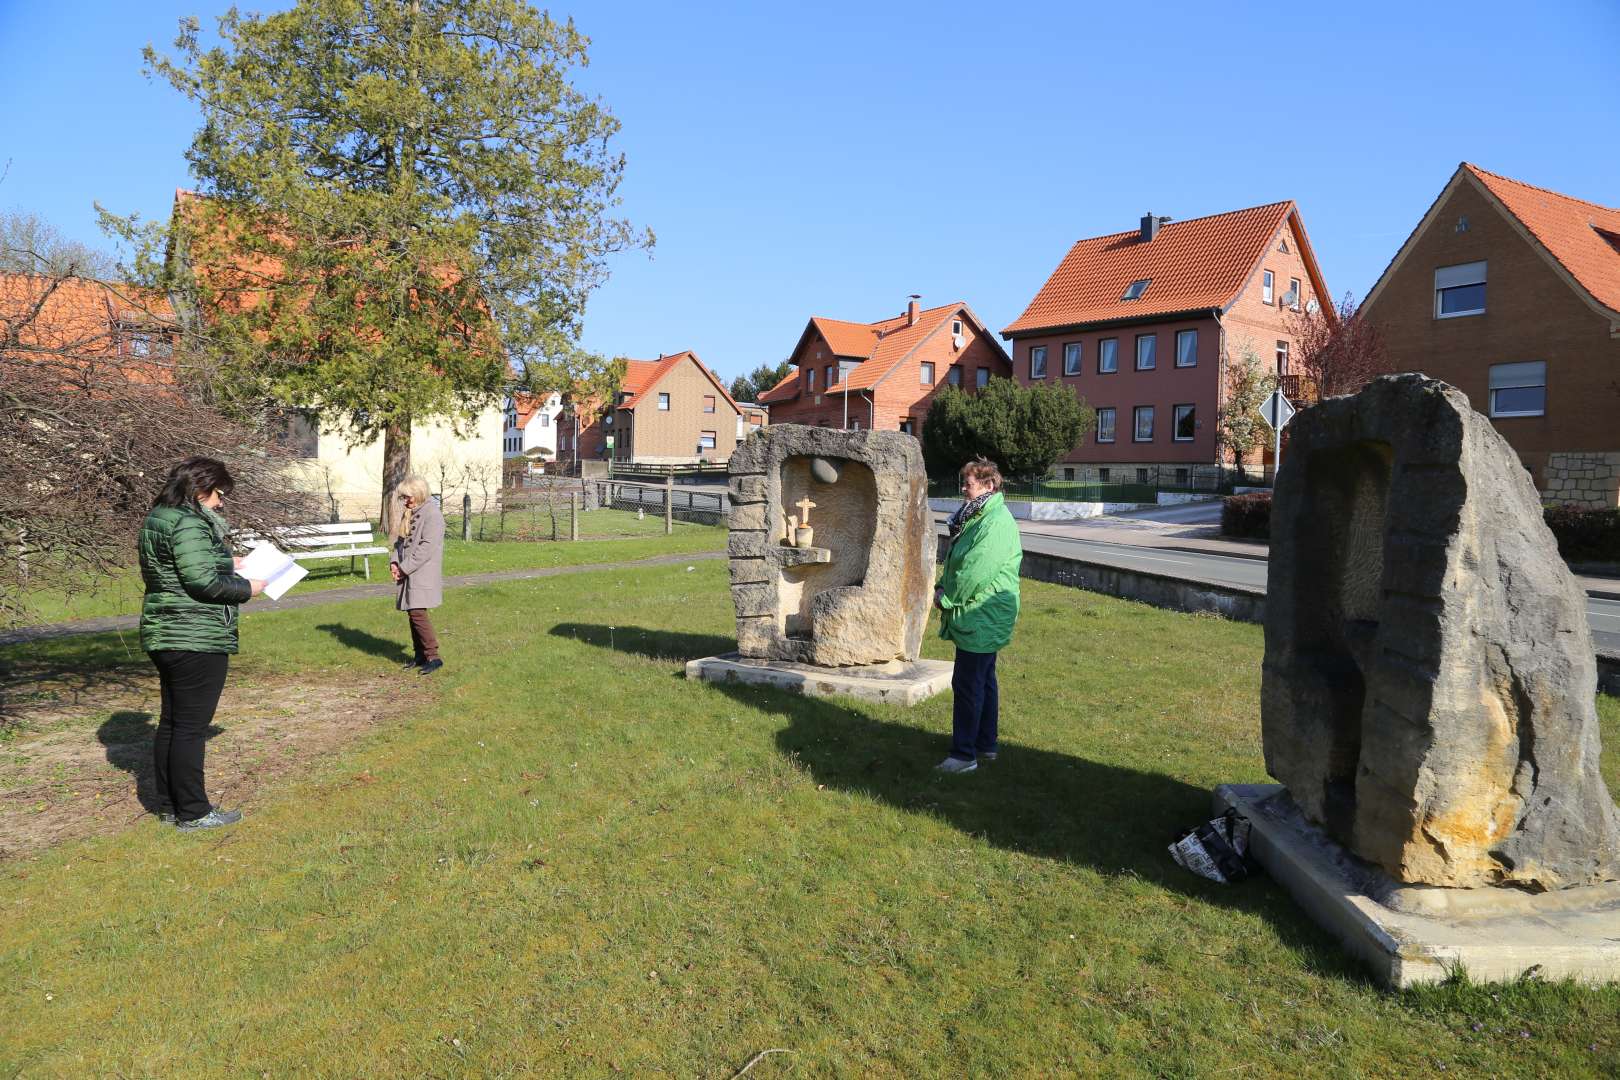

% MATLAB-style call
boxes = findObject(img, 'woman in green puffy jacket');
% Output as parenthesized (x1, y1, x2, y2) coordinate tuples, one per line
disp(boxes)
(137, 458, 265, 830)
(933, 457, 1022, 774)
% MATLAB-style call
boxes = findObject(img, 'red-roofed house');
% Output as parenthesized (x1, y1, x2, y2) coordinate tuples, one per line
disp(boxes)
(561, 350, 744, 465)
(759, 299, 1011, 436)
(1004, 204, 1329, 482)
(1360, 163, 1620, 507)
(502, 391, 562, 480)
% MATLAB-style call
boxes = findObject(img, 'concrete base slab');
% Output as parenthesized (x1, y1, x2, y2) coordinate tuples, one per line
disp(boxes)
(1215, 783, 1620, 988)
(685, 653, 953, 706)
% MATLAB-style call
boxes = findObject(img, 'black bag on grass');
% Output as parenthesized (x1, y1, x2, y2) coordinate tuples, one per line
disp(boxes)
(1168, 808, 1254, 884)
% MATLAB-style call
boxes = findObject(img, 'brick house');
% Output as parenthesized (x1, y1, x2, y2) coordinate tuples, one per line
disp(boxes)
(758, 299, 1011, 435)
(1002, 204, 1330, 482)
(1359, 163, 1620, 508)
(581, 350, 744, 465)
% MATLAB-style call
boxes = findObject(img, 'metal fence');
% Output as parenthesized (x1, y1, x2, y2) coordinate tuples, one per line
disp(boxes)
(927, 465, 1271, 505)
(594, 479, 726, 527)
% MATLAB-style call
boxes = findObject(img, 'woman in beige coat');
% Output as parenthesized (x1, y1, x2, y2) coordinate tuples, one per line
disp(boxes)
(389, 475, 446, 675)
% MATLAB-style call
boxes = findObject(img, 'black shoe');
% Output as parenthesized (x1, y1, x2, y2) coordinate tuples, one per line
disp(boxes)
(174, 808, 242, 831)
(402, 657, 424, 671)
(418, 659, 444, 676)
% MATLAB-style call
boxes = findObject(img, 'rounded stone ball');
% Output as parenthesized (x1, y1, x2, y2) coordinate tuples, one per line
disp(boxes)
(810, 456, 841, 485)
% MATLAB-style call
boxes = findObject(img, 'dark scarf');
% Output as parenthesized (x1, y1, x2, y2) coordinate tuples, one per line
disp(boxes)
(947, 490, 995, 542)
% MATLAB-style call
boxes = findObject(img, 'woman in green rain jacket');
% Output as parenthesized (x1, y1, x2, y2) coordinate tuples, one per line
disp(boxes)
(933, 457, 1023, 774)
(137, 458, 265, 830)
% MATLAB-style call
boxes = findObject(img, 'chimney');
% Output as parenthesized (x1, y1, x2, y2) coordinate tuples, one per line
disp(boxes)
(906, 294, 921, 326)
(1140, 213, 1158, 242)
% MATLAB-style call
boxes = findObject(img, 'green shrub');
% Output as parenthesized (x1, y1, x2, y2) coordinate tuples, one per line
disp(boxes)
(1543, 504, 1620, 562)
(1221, 492, 1271, 539)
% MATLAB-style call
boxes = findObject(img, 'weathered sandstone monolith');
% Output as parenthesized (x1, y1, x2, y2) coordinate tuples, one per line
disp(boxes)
(1263, 374, 1620, 890)
(724, 425, 935, 667)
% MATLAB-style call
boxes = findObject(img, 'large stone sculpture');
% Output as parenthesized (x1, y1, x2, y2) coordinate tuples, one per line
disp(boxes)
(726, 425, 935, 665)
(1263, 374, 1620, 891)
(686, 425, 949, 705)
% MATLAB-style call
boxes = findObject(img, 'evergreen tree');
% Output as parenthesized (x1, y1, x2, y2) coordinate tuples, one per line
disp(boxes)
(922, 378, 1092, 482)
(117, 1, 650, 519)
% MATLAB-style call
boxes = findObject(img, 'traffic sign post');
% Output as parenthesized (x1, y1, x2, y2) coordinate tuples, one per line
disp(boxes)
(1258, 389, 1296, 481)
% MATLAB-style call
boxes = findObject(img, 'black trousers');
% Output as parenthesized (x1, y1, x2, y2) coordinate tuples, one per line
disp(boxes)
(150, 650, 230, 822)
(950, 648, 999, 761)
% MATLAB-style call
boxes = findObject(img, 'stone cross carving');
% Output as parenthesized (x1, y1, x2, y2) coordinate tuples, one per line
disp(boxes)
(725, 425, 934, 667)
(1263, 374, 1620, 890)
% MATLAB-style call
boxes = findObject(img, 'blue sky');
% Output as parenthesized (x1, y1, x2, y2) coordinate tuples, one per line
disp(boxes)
(2, 0, 1616, 387)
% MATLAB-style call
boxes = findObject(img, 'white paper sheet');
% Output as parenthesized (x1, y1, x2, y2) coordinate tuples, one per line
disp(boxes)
(238, 541, 308, 601)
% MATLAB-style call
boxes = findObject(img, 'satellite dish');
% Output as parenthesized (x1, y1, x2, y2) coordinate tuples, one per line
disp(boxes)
(1306, 298, 1320, 314)
(952, 334, 965, 350)
(1280, 287, 1299, 308)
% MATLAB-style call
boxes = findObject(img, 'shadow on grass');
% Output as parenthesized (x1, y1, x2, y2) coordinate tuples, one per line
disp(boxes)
(315, 622, 412, 664)
(0, 634, 151, 728)
(97, 710, 222, 814)
(551, 620, 1365, 978)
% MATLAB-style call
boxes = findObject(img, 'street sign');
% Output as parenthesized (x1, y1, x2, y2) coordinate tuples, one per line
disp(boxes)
(1259, 389, 1295, 430)
(605, 435, 616, 449)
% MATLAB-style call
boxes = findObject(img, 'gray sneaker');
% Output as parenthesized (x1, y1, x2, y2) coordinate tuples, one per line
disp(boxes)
(174, 808, 242, 831)
(935, 756, 978, 774)
(979, 751, 998, 762)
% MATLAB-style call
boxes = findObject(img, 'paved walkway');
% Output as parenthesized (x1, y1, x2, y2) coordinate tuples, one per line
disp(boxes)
(1, 550, 727, 646)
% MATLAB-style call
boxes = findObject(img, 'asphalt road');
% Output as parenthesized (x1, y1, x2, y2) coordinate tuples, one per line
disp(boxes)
(1010, 525, 1620, 654)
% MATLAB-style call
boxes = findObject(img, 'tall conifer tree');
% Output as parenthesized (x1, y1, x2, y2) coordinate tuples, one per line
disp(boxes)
(129, 1, 650, 519)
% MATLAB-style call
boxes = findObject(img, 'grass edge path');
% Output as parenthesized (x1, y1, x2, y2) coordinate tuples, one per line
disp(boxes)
(0, 549, 727, 646)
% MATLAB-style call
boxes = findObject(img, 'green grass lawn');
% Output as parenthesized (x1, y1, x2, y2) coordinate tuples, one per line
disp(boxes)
(4, 562, 1620, 1075)
(14, 512, 723, 627)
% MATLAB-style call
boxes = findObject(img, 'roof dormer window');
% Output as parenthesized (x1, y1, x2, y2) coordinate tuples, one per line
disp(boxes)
(1121, 279, 1150, 301)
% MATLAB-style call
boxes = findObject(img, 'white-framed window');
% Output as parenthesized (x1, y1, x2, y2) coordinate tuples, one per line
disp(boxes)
(1488, 361, 1546, 417)
(975, 367, 989, 389)
(920, 361, 935, 385)
(1098, 337, 1118, 373)
(657, 392, 670, 410)
(947, 366, 962, 387)
(540, 413, 549, 426)
(899, 418, 914, 435)
(951, 319, 963, 337)
(1173, 403, 1196, 441)
(1096, 407, 1116, 443)
(1030, 345, 1047, 379)
(1262, 269, 1275, 305)
(699, 430, 717, 449)
(1436, 261, 1487, 318)
(1063, 342, 1082, 376)
(1135, 334, 1156, 370)
(1276, 340, 1289, 375)
(1133, 405, 1155, 442)
(1175, 329, 1197, 367)
(1289, 277, 1302, 311)
(1122, 278, 1150, 301)
(703, 395, 716, 413)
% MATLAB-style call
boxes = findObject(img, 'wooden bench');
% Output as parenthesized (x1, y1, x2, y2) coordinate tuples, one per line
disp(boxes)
(238, 521, 391, 580)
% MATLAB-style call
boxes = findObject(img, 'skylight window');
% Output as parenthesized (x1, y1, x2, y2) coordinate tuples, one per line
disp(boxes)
(1121, 279, 1150, 301)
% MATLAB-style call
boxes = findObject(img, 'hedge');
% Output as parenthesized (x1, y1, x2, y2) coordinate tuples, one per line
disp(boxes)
(1216, 496, 1618, 559)
(1221, 492, 1271, 539)
(1543, 504, 1620, 563)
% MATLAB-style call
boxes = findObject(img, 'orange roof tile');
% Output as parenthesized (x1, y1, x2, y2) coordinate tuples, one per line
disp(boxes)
(1, 272, 176, 383)
(510, 391, 557, 430)
(617, 350, 743, 414)
(1464, 163, 1620, 316)
(764, 302, 1008, 402)
(1003, 203, 1305, 335)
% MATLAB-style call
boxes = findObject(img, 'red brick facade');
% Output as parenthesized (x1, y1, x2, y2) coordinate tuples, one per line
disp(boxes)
(761, 302, 1011, 436)
(1359, 164, 1620, 503)
(1005, 207, 1328, 471)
